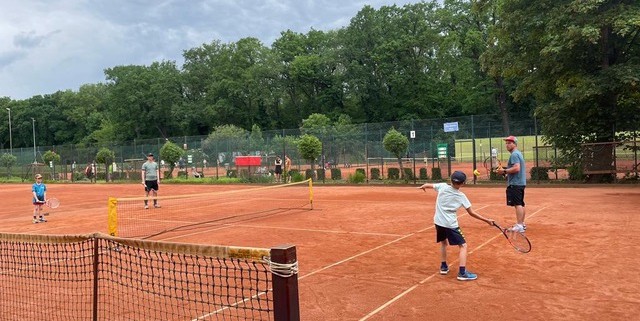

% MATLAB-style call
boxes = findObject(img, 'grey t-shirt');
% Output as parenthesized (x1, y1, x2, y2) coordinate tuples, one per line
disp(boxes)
(432, 183, 471, 229)
(507, 149, 526, 186)
(142, 161, 159, 181)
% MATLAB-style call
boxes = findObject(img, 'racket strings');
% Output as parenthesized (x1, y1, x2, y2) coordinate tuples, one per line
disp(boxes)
(506, 230, 531, 253)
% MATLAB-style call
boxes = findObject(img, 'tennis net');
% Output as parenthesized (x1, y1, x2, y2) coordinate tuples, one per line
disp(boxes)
(108, 179, 314, 239)
(0, 232, 299, 321)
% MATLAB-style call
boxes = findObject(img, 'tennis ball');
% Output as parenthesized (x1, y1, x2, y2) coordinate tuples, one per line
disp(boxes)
(473, 169, 481, 176)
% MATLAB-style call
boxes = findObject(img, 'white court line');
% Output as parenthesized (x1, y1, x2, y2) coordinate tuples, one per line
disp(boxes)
(359, 206, 548, 321)
(297, 205, 492, 281)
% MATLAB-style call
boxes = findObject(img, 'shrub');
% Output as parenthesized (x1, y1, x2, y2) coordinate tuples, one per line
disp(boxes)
(402, 168, 414, 180)
(177, 171, 188, 178)
(128, 171, 142, 181)
(348, 171, 366, 184)
(331, 168, 342, 180)
(388, 168, 400, 179)
(72, 171, 85, 181)
(371, 168, 381, 180)
(316, 168, 325, 180)
(291, 171, 305, 182)
(227, 170, 237, 178)
(530, 167, 549, 180)
(567, 165, 585, 181)
(356, 168, 365, 176)
(305, 169, 315, 180)
(431, 167, 442, 180)
(419, 168, 428, 180)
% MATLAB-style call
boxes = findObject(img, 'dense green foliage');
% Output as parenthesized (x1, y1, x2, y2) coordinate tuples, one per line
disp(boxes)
(0, 0, 637, 173)
(42, 150, 61, 165)
(159, 141, 185, 178)
(0, 153, 17, 176)
(383, 128, 410, 178)
(297, 135, 323, 171)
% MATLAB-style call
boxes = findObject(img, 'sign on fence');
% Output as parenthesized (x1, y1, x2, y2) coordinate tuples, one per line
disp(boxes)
(443, 122, 459, 132)
(437, 144, 448, 159)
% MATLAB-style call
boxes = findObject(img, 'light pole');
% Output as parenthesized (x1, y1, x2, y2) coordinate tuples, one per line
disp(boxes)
(5, 108, 11, 155)
(31, 118, 36, 163)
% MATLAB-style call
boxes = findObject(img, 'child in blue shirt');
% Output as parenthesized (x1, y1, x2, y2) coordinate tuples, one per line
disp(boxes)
(32, 174, 47, 223)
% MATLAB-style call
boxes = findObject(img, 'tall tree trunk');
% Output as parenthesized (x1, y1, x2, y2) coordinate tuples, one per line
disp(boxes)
(495, 76, 510, 135)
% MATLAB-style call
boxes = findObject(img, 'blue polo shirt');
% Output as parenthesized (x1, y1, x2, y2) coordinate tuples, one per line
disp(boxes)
(507, 149, 526, 186)
(32, 183, 46, 202)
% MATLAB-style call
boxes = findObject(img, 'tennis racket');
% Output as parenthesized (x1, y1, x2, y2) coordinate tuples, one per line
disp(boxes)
(493, 159, 507, 177)
(492, 222, 531, 253)
(37, 198, 60, 209)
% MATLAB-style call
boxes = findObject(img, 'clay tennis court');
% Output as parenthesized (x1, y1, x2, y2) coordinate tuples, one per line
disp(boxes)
(1, 182, 638, 320)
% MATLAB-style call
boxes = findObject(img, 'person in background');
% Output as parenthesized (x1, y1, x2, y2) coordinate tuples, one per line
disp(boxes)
(284, 155, 291, 183)
(142, 153, 161, 209)
(274, 156, 283, 183)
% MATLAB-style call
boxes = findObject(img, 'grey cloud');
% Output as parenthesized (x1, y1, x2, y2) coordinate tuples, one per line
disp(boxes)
(0, 50, 27, 70)
(13, 30, 61, 49)
(0, 0, 420, 99)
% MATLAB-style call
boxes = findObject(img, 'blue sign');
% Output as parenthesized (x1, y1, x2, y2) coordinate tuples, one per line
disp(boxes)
(443, 122, 459, 132)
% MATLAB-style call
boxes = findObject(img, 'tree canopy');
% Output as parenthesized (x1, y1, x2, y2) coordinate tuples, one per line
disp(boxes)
(0, 0, 637, 165)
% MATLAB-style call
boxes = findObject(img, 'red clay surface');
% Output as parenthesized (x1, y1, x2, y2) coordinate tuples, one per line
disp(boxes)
(1, 182, 639, 320)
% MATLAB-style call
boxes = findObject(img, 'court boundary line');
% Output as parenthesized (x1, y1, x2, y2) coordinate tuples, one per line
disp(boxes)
(358, 205, 549, 321)
(296, 205, 490, 280)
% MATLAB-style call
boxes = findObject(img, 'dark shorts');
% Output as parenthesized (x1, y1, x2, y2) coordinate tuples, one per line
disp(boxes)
(435, 225, 466, 245)
(275, 165, 282, 174)
(145, 180, 159, 192)
(506, 185, 525, 206)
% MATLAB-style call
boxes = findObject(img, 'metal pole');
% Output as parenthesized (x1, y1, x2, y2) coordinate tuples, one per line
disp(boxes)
(31, 118, 36, 163)
(5, 108, 11, 155)
(472, 115, 477, 184)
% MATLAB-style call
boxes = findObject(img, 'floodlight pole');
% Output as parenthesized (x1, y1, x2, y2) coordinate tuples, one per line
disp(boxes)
(31, 118, 36, 163)
(5, 108, 11, 155)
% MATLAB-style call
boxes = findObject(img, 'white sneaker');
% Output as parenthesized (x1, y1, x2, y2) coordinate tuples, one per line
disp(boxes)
(144, 205, 149, 209)
(508, 224, 525, 233)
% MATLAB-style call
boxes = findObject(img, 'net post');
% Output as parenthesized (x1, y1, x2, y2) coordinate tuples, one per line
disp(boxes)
(271, 244, 300, 321)
(107, 197, 118, 236)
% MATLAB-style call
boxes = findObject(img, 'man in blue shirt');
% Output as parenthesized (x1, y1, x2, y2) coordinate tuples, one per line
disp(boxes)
(497, 136, 526, 232)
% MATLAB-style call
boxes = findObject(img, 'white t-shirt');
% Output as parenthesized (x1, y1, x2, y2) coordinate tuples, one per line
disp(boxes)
(432, 183, 472, 228)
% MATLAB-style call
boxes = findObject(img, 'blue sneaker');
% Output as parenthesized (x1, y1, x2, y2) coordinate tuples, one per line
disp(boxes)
(457, 271, 478, 281)
(440, 266, 449, 275)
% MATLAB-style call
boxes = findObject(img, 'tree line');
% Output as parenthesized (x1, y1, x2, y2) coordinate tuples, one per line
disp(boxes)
(0, 0, 638, 168)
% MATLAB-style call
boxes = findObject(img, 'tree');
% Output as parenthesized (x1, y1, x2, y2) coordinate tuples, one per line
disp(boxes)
(0, 153, 17, 177)
(104, 61, 184, 141)
(42, 150, 61, 178)
(297, 134, 322, 174)
(483, 0, 640, 180)
(42, 150, 61, 166)
(248, 124, 265, 154)
(159, 141, 184, 178)
(95, 148, 115, 182)
(201, 125, 249, 166)
(383, 128, 410, 179)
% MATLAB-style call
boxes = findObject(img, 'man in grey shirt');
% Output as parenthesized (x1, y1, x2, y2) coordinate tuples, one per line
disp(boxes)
(142, 153, 161, 209)
(497, 136, 526, 232)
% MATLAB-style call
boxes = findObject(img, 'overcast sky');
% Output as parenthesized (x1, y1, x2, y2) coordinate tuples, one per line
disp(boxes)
(0, 0, 424, 100)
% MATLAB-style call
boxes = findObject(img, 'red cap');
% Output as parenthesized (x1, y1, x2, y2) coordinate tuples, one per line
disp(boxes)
(504, 136, 518, 144)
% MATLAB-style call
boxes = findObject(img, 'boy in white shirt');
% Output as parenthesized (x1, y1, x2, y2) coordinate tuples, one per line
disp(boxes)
(419, 171, 494, 281)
